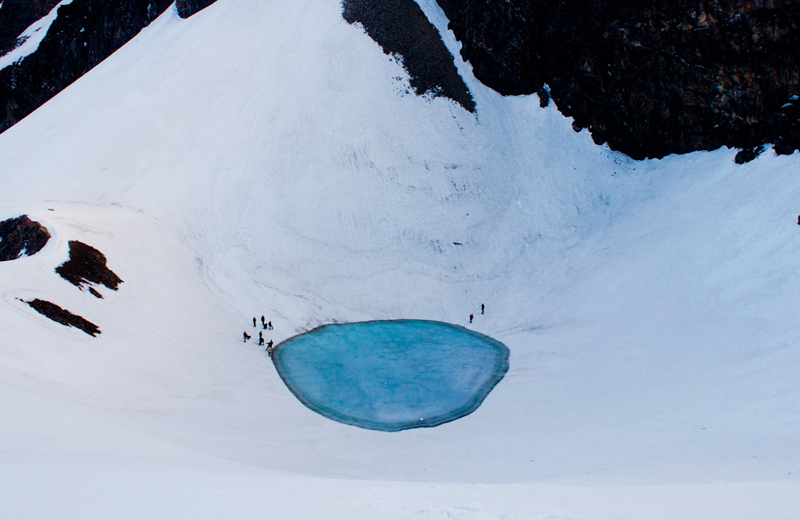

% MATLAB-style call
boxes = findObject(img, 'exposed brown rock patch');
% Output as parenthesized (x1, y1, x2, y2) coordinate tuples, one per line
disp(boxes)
(25, 298, 101, 336)
(55, 241, 123, 298)
(0, 215, 51, 261)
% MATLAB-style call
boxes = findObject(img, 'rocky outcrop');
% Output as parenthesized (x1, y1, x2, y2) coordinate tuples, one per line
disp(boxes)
(0, 0, 173, 134)
(26, 298, 101, 336)
(0, 215, 51, 261)
(176, 0, 219, 19)
(436, 0, 800, 160)
(56, 240, 123, 298)
(343, 0, 475, 112)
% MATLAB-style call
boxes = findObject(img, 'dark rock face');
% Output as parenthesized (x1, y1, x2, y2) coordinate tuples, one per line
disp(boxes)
(343, 0, 475, 112)
(0, 0, 173, 134)
(0, 215, 51, 261)
(0, 0, 61, 57)
(26, 298, 101, 336)
(436, 0, 540, 97)
(176, 0, 219, 19)
(735, 144, 766, 163)
(436, 0, 800, 159)
(55, 240, 123, 298)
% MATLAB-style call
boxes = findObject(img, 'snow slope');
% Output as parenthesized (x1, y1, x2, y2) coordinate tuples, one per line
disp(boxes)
(0, 0, 798, 517)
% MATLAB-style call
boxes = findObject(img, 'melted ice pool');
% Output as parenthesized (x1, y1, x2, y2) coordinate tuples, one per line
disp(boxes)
(272, 320, 509, 431)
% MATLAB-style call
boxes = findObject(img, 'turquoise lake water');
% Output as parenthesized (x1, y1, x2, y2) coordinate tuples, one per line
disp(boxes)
(272, 320, 509, 432)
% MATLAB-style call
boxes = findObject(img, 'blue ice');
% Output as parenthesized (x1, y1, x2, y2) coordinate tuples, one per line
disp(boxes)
(272, 320, 509, 431)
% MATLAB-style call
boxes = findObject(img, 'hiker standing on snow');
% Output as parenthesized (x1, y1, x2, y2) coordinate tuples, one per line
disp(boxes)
(469, 314, 473, 323)
(261, 315, 266, 328)
(481, 303, 485, 314)
(243, 331, 251, 342)
(268, 321, 273, 330)
(259, 331, 264, 346)
(253, 317, 257, 327)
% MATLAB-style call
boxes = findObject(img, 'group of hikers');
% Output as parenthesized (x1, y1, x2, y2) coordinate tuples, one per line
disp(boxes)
(243, 315, 275, 356)
(244, 305, 485, 353)
(469, 303, 485, 323)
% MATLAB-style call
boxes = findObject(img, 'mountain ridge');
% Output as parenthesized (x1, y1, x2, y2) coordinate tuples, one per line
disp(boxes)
(436, 0, 800, 160)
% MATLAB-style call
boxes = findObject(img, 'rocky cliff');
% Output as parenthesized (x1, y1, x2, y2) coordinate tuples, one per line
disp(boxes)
(436, 0, 800, 160)
(0, 0, 173, 134)
(176, 0, 219, 19)
(0, 0, 61, 57)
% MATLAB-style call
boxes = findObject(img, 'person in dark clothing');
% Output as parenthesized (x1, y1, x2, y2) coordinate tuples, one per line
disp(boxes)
(253, 317, 257, 327)
(259, 337, 265, 346)
(259, 331, 263, 343)
(268, 321, 273, 330)
(469, 314, 473, 323)
(797, 215, 799, 225)
(481, 303, 485, 314)
(261, 315, 266, 327)
(266, 339, 274, 357)
(243, 332, 251, 342)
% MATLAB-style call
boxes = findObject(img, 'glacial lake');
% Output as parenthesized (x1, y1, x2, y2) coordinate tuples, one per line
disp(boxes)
(272, 320, 509, 432)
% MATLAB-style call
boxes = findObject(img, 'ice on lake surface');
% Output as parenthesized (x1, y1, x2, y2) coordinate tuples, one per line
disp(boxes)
(272, 320, 509, 431)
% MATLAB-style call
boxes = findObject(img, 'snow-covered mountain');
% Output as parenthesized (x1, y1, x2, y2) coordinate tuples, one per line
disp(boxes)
(0, 1, 798, 518)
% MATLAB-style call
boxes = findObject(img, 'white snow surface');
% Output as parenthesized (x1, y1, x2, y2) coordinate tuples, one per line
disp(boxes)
(0, 0, 798, 518)
(0, 0, 74, 71)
